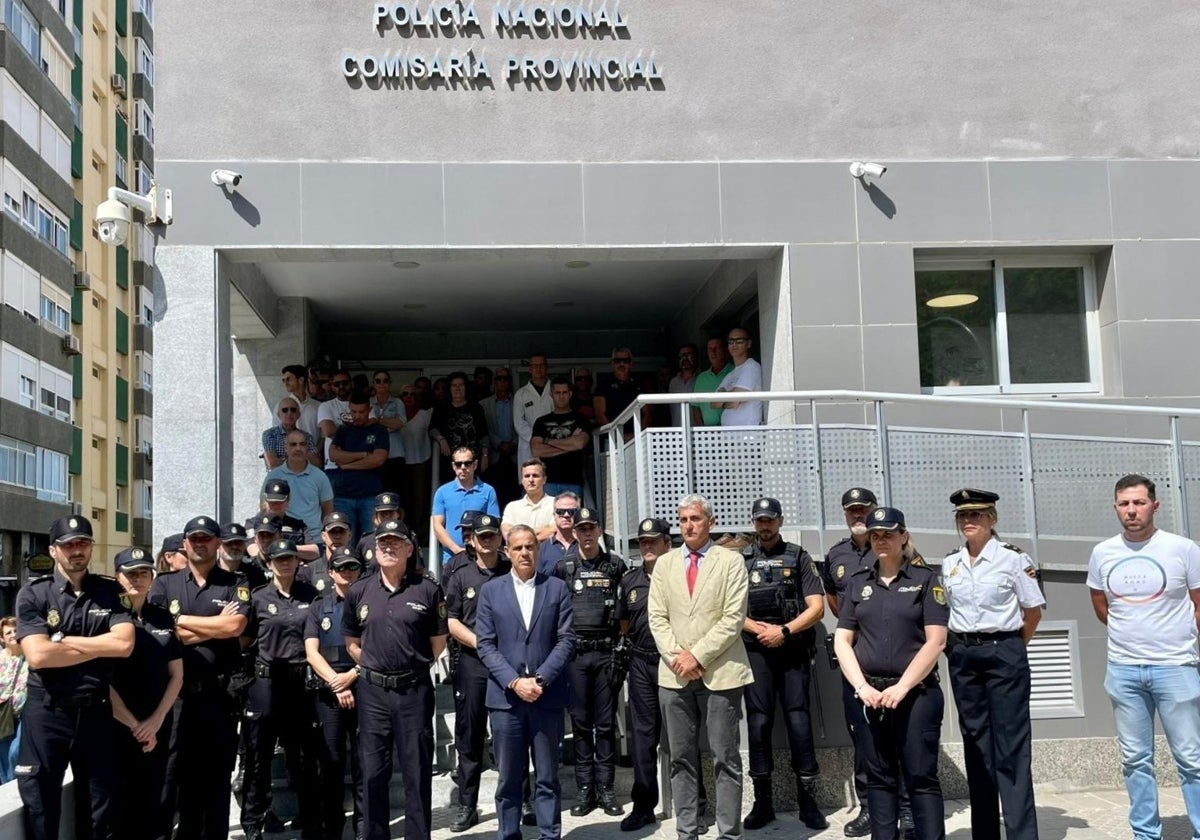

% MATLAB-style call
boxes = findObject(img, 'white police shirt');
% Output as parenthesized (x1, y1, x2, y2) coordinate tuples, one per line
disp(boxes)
(942, 536, 1044, 634)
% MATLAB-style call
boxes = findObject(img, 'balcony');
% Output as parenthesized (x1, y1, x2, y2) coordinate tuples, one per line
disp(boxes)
(132, 72, 153, 108)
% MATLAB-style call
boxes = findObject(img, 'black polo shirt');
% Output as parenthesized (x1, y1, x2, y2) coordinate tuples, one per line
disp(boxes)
(837, 560, 948, 678)
(616, 566, 655, 656)
(824, 536, 875, 602)
(297, 557, 333, 595)
(305, 592, 355, 673)
(225, 558, 268, 590)
(15, 568, 134, 701)
(445, 555, 511, 649)
(149, 565, 252, 681)
(112, 602, 182, 719)
(246, 581, 320, 664)
(342, 571, 447, 672)
(441, 547, 475, 585)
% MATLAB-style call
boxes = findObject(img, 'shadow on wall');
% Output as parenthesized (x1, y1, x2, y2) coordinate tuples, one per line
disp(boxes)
(861, 180, 896, 219)
(219, 186, 261, 228)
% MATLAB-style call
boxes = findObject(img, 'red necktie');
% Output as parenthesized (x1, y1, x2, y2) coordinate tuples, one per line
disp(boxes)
(686, 551, 700, 595)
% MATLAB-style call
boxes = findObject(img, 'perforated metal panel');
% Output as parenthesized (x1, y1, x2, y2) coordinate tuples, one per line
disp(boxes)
(887, 429, 1029, 536)
(642, 429, 689, 528)
(1185, 444, 1200, 538)
(818, 426, 882, 525)
(688, 426, 819, 526)
(1030, 437, 1176, 538)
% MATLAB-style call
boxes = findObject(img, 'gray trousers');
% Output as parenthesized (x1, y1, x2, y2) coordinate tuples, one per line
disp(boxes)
(660, 682, 745, 840)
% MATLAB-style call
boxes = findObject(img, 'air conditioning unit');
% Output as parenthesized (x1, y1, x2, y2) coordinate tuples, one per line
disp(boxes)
(134, 315, 150, 327)
(74, 271, 92, 290)
(137, 442, 152, 458)
(110, 74, 127, 98)
(62, 334, 81, 355)
(70, 502, 83, 516)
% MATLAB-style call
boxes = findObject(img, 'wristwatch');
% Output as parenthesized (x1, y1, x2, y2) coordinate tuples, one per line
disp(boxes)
(50, 632, 64, 643)
(534, 674, 547, 688)
(780, 625, 792, 639)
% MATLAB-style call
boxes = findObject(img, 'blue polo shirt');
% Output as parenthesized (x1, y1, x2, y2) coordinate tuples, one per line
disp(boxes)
(264, 462, 334, 543)
(433, 478, 500, 560)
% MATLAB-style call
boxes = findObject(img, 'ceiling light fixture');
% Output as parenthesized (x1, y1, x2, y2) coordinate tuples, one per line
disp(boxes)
(392, 260, 421, 269)
(925, 293, 980, 309)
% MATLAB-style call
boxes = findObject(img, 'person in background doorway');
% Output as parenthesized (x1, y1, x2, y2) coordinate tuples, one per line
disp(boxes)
(501, 458, 557, 543)
(306, 361, 333, 403)
(262, 396, 321, 471)
(572, 368, 596, 423)
(668, 343, 700, 427)
(414, 376, 433, 408)
(515, 354, 555, 474)
(370, 370, 407, 495)
(282, 364, 321, 441)
(0, 615, 28, 784)
(532, 377, 590, 499)
(398, 382, 434, 542)
(432, 377, 450, 409)
(694, 336, 733, 427)
(317, 370, 354, 472)
(431, 371, 491, 480)
(432, 446, 500, 563)
(328, 394, 390, 541)
(265, 432, 335, 545)
(713, 328, 764, 426)
(538, 492, 580, 576)
(473, 366, 494, 402)
(481, 366, 520, 505)
(594, 348, 653, 441)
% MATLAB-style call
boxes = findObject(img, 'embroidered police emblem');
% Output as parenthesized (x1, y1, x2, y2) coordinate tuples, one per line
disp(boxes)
(641, 519, 653, 531)
(811, 562, 819, 577)
(932, 585, 946, 605)
(960, 490, 972, 501)
(316, 579, 326, 591)
(198, 518, 206, 525)
(69, 517, 78, 529)
(873, 509, 886, 521)
(861, 585, 873, 600)
(581, 508, 591, 518)
(758, 500, 771, 509)
(132, 549, 144, 560)
(836, 565, 845, 580)
(1024, 566, 1037, 579)
(949, 566, 961, 577)
(169, 599, 181, 616)
(466, 586, 476, 600)
(359, 604, 369, 621)
(850, 489, 860, 500)
(321, 617, 332, 631)
(480, 516, 493, 527)
(629, 590, 637, 603)
(365, 550, 374, 561)
(237, 586, 250, 603)
(751, 571, 762, 584)
(782, 568, 792, 578)
(267, 603, 278, 615)
(574, 579, 584, 592)
(46, 608, 61, 628)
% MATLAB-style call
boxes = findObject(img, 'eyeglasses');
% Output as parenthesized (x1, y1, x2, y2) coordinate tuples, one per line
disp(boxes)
(612, 357, 632, 364)
(955, 510, 989, 521)
(279, 407, 299, 414)
(727, 338, 749, 345)
(554, 508, 578, 517)
(453, 460, 476, 468)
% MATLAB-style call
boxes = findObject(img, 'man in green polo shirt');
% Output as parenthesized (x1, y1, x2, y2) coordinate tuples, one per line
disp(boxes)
(694, 335, 734, 426)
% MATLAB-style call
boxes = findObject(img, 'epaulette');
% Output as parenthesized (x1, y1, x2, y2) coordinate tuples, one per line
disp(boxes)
(251, 582, 271, 592)
(28, 574, 53, 584)
(944, 547, 959, 556)
(91, 573, 118, 581)
(1002, 543, 1025, 554)
(424, 572, 440, 585)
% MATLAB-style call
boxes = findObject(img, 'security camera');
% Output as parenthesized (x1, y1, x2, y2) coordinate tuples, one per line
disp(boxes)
(211, 169, 243, 187)
(96, 198, 131, 246)
(849, 161, 887, 179)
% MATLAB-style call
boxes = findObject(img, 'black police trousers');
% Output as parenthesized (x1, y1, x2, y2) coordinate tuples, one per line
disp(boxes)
(112, 708, 175, 840)
(627, 654, 663, 814)
(314, 683, 364, 839)
(241, 668, 322, 832)
(174, 682, 239, 840)
(948, 635, 1039, 840)
(855, 681, 945, 840)
(17, 689, 115, 840)
(454, 651, 491, 808)
(566, 647, 616, 787)
(358, 677, 435, 840)
(842, 677, 910, 811)
(745, 643, 819, 779)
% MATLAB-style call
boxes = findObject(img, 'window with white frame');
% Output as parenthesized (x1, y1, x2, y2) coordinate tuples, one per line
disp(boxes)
(39, 281, 69, 333)
(135, 285, 153, 324)
(132, 223, 155, 266)
(40, 31, 71, 99)
(135, 351, 152, 391)
(39, 113, 70, 181)
(53, 216, 67, 255)
(0, 435, 35, 488)
(115, 154, 127, 185)
(21, 191, 35, 230)
(2, 251, 39, 319)
(1, 342, 39, 409)
(133, 101, 153, 144)
(135, 38, 153, 84)
(915, 255, 1100, 394)
(134, 415, 152, 452)
(38, 361, 70, 422)
(36, 447, 67, 502)
(135, 479, 152, 517)
(5, 0, 41, 64)
(134, 161, 153, 196)
(1, 73, 41, 151)
(134, 0, 154, 23)
(2, 160, 23, 218)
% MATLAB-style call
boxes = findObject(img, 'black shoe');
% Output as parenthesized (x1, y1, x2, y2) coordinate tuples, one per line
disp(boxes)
(263, 812, 286, 834)
(743, 799, 775, 830)
(620, 811, 657, 831)
(450, 805, 479, 832)
(521, 801, 537, 827)
(796, 779, 829, 831)
(598, 785, 623, 817)
(242, 825, 264, 840)
(570, 785, 596, 817)
(898, 807, 915, 840)
(844, 806, 871, 837)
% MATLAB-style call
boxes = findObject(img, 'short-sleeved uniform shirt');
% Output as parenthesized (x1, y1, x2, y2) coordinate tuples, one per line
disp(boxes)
(1087, 529, 1200, 665)
(246, 581, 320, 664)
(297, 557, 334, 596)
(329, 422, 389, 499)
(150, 566, 252, 681)
(440, 548, 476, 585)
(824, 536, 875, 606)
(837, 560, 949, 678)
(942, 537, 1044, 634)
(342, 571, 448, 672)
(742, 540, 825, 648)
(617, 566, 656, 657)
(446, 556, 512, 654)
(433, 480, 500, 561)
(531, 410, 589, 485)
(113, 602, 183, 719)
(305, 592, 355, 673)
(228, 559, 269, 591)
(15, 568, 134, 700)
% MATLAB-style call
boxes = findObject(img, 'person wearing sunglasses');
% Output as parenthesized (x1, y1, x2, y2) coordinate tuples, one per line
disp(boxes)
(593, 348, 652, 441)
(668, 343, 700, 427)
(369, 370, 408, 495)
(262, 397, 321, 470)
(711, 328, 764, 427)
(432, 446, 500, 563)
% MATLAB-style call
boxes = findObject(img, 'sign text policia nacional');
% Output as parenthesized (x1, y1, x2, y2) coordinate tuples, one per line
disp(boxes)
(341, 1, 663, 89)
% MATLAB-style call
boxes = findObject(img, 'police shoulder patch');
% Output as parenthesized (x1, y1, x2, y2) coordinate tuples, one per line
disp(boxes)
(1024, 565, 1038, 579)
(932, 585, 946, 606)
(438, 602, 448, 619)
(46, 608, 61, 628)
(321, 616, 332, 631)
(237, 585, 250, 603)
(359, 604, 369, 621)
(836, 565, 845, 580)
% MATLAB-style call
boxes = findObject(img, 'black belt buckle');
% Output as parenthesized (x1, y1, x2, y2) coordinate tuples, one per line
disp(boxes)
(366, 668, 418, 690)
(866, 676, 901, 692)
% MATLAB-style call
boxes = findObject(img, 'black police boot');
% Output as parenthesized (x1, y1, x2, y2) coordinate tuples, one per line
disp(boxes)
(598, 784, 623, 817)
(450, 805, 479, 832)
(570, 785, 596, 817)
(796, 776, 829, 831)
(742, 777, 776, 830)
(844, 805, 871, 837)
(620, 810, 657, 831)
(263, 811, 286, 834)
(521, 800, 538, 826)
(898, 805, 916, 840)
(242, 824, 265, 840)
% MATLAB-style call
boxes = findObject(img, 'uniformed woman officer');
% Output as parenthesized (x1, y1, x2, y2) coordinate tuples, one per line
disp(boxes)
(110, 547, 183, 840)
(942, 489, 1045, 840)
(833, 507, 949, 840)
(304, 546, 365, 840)
(239, 539, 323, 840)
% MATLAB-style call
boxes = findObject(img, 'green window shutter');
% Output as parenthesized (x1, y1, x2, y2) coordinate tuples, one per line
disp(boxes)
(71, 199, 83, 249)
(115, 309, 129, 355)
(115, 511, 129, 532)
(71, 128, 83, 179)
(115, 113, 128, 156)
(115, 375, 129, 421)
(116, 245, 129, 289)
(72, 354, 83, 399)
(71, 60, 82, 100)
(69, 425, 82, 475)
(115, 443, 129, 487)
(73, 0, 83, 31)
(115, 48, 128, 83)
(115, 0, 128, 36)
(71, 289, 84, 324)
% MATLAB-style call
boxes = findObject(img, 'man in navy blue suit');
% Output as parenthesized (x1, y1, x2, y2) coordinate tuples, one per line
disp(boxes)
(475, 523, 576, 840)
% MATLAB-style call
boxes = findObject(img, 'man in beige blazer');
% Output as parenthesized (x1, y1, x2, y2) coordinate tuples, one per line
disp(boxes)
(648, 494, 752, 840)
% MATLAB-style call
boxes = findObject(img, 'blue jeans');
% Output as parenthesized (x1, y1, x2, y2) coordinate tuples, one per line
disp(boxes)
(1104, 663, 1200, 840)
(0, 719, 18, 784)
(332, 496, 377, 543)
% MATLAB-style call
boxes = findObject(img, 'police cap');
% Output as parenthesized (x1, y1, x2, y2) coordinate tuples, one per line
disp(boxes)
(374, 492, 401, 511)
(253, 515, 281, 535)
(457, 509, 484, 531)
(49, 515, 94, 544)
(469, 513, 500, 535)
(266, 539, 299, 561)
(751, 497, 782, 520)
(221, 522, 249, 543)
(865, 506, 906, 531)
(375, 520, 413, 542)
(161, 533, 184, 554)
(329, 546, 364, 572)
(321, 511, 351, 531)
(637, 517, 671, 539)
(184, 516, 221, 538)
(574, 507, 602, 529)
(841, 487, 878, 509)
(114, 547, 155, 572)
(950, 488, 1000, 511)
(263, 480, 290, 502)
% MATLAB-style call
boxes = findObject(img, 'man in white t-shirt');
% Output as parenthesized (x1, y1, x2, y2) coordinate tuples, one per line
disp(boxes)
(317, 370, 353, 469)
(714, 327, 764, 426)
(1087, 473, 1200, 840)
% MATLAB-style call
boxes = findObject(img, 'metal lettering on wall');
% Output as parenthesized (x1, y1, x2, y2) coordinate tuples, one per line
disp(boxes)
(341, 1, 664, 90)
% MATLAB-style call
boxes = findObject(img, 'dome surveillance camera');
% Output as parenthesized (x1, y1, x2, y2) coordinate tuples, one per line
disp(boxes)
(849, 161, 887, 179)
(95, 198, 131, 246)
(211, 169, 243, 187)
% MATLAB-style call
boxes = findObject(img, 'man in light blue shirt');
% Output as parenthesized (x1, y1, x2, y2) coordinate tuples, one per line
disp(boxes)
(265, 428, 334, 543)
(432, 445, 500, 562)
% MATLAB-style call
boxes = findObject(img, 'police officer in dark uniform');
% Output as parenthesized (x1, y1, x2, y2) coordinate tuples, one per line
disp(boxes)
(14, 515, 135, 840)
(554, 506, 627, 818)
(741, 497, 828, 831)
(239, 538, 323, 840)
(249, 514, 282, 567)
(943, 489, 1044, 840)
(263, 479, 318, 558)
(305, 546, 366, 840)
(150, 515, 251, 840)
(445, 512, 512, 832)
(833, 507, 948, 840)
(440, 509, 482, 583)
(110, 546, 184, 840)
(299, 511, 356, 594)
(220, 522, 268, 588)
(343, 519, 448, 840)
(354, 491, 404, 561)
(823, 487, 882, 837)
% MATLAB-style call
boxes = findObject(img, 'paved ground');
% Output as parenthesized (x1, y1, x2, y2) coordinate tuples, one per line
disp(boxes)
(234, 780, 1198, 839)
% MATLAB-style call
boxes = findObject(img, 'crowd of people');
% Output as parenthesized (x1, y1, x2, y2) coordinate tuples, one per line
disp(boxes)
(8, 352, 1200, 840)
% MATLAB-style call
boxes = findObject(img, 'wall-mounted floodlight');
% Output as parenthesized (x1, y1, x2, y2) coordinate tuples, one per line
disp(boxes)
(95, 182, 173, 247)
(849, 161, 887, 179)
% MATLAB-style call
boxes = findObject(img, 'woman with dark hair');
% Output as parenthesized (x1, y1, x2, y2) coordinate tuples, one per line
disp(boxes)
(430, 371, 491, 479)
(834, 507, 948, 840)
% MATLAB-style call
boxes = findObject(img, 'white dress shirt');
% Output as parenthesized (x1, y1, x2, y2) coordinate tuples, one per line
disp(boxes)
(512, 572, 537, 630)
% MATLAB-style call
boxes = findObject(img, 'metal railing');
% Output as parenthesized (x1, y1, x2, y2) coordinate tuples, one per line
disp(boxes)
(592, 390, 1200, 565)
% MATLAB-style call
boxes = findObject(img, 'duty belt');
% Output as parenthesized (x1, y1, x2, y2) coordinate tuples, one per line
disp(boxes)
(575, 637, 615, 653)
(359, 666, 425, 690)
(633, 648, 659, 663)
(951, 629, 1021, 646)
(254, 661, 308, 679)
